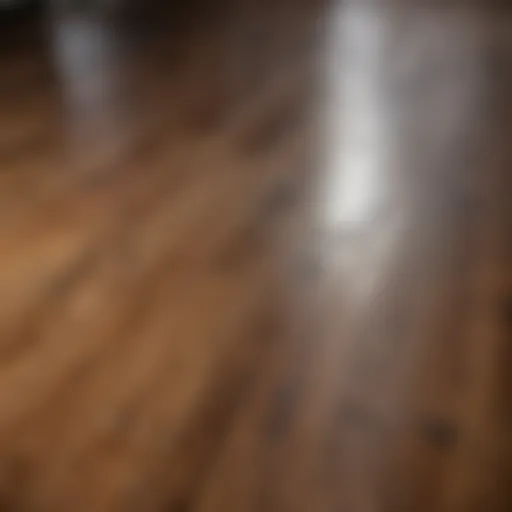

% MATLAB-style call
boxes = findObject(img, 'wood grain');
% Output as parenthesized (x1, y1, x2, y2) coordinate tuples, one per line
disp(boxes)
(0, 1, 511, 510)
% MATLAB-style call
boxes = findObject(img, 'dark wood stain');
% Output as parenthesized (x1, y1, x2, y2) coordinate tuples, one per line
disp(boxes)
(417, 417, 459, 451)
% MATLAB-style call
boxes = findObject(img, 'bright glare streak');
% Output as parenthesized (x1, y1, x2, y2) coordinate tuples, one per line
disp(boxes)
(324, 5, 388, 229)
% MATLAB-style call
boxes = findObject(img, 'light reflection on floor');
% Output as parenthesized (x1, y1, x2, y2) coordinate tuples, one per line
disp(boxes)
(320, 4, 403, 304)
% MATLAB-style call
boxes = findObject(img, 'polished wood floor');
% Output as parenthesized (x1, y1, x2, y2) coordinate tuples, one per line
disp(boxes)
(0, 0, 511, 510)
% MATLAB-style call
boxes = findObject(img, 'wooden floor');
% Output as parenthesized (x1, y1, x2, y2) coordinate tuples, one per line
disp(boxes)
(0, 0, 511, 510)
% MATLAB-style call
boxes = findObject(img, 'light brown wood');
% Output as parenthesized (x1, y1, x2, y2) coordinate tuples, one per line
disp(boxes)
(0, 1, 511, 510)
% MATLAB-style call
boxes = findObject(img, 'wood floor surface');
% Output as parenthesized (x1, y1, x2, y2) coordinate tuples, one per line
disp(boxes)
(0, 1, 511, 510)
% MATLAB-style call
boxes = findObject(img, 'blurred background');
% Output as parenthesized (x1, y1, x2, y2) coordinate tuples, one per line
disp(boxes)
(0, 0, 511, 511)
